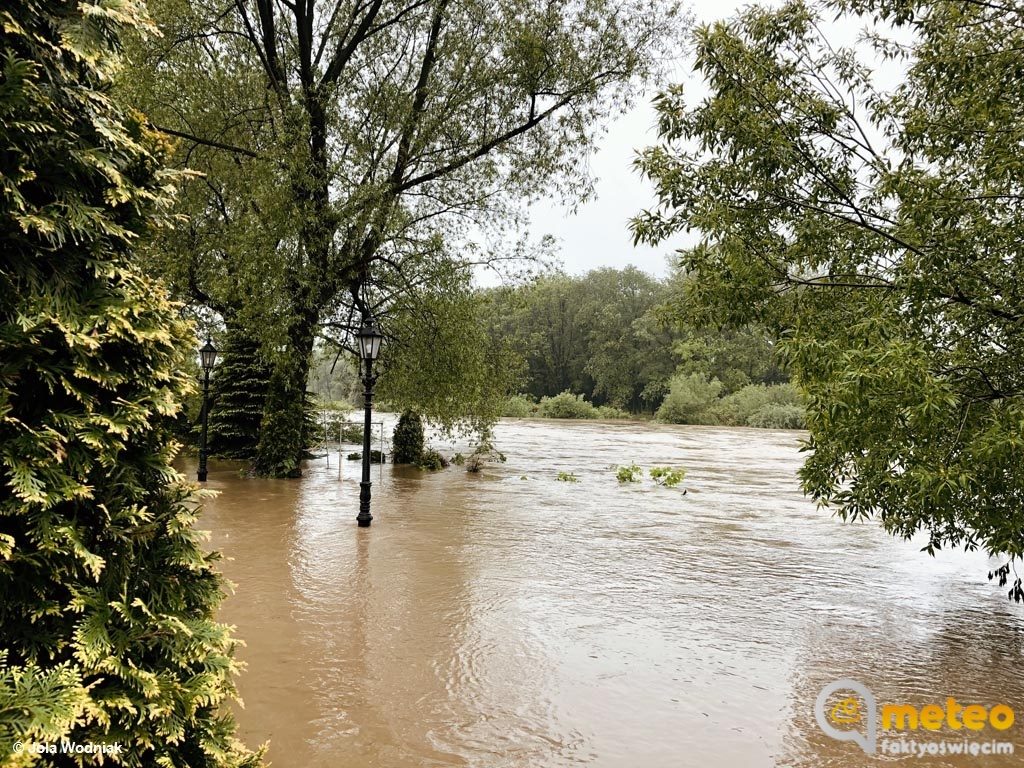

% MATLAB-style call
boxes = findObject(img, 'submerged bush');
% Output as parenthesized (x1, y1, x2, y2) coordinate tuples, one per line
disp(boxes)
(656, 377, 806, 429)
(557, 471, 580, 483)
(616, 464, 643, 483)
(539, 391, 597, 419)
(416, 448, 449, 471)
(392, 410, 425, 464)
(465, 437, 506, 473)
(650, 467, 686, 487)
(510, 392, 632, 420)
(594, 404, 631, 419)
(347, 450, 385, 463)
(711, 382, 804, 426)
(745, 403, 806, 429)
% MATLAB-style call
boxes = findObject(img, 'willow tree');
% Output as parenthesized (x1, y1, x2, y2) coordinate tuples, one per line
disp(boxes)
(633, 0, 1024, 587)
(0, 0, 258, 763)
(126, 0, 679, 476)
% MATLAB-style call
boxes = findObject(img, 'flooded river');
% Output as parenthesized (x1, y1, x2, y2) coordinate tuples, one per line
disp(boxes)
(190, 419, 1024, 767)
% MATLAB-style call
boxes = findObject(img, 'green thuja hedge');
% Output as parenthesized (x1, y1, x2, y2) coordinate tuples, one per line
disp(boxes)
(207, 327, 271, 460)
(392, 410, 425, 464)
(0, 2, 259, 765)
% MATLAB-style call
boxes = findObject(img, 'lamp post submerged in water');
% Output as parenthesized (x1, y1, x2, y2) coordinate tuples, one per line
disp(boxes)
(197, 338, 218, 482)
(356, 315, 384, 527)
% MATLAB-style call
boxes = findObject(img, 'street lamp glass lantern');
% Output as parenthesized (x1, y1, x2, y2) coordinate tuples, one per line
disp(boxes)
(357, 317, 384, 362)
(199, 338, 218, 371)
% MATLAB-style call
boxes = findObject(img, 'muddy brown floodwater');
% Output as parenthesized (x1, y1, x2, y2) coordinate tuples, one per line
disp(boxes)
(185, 419, 1024, 768)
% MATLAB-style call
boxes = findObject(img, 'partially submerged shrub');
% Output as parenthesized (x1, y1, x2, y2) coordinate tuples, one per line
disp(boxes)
(347, 450, 385, 463)
(594, 404, 631, 419)
(616, 463, 643, 483)
(465, 437, 506, 473)
(711, 383, 804, 426)
(650, 467, 686, 487)
(539, 391, 598, 419)
(416, 448, 449, 471)
(656, 376, 807, 429)
(392, 410, 425, 464)
(557, 471, 580, 483)
(745, 403, 806, 429)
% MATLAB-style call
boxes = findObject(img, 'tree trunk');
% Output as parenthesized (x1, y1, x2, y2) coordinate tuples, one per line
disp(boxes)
(251, 92, 334, 478)
(252, 305, 318, 477)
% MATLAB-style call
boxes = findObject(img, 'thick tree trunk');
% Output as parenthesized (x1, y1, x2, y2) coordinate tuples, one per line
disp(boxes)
(252, 304, 318, 477)
(250, 89, 335, 478)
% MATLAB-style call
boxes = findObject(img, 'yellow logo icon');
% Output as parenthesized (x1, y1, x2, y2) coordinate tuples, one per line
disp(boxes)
(830, 697, 863, 725)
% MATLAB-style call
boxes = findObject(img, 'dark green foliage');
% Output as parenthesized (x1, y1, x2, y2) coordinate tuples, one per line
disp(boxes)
(207, 326, 271, 460)
(483, 268, 679, 411)
(347, 451, 384, 463)
(252, 341, 313, 477)
(416, 449, 449, 471)
(253, 387, 304, 477)
(392, 410, 425, 465)
(298, 389, 318, 456)
(0, 1, 259, 764)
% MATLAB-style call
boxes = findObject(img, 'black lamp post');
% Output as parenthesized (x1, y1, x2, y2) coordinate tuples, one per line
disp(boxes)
(355, 315, 384, 527)
(197, 338, 218, 482)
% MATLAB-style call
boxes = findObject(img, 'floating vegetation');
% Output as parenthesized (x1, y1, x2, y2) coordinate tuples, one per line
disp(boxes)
(650, 467, 686, 488)
(615, 464, 642, 483)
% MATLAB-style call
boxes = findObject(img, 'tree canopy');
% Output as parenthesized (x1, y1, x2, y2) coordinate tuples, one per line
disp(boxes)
(124, 0, 680, 474)
(633, 0, 1024, 579)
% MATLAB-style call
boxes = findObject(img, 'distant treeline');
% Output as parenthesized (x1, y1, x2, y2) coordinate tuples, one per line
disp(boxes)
(308, 266, 804, 428)
(480, 267, 800, 425)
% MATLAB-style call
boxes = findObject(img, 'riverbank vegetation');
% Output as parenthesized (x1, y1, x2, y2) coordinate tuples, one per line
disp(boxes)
(479, 268, 803, 428)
